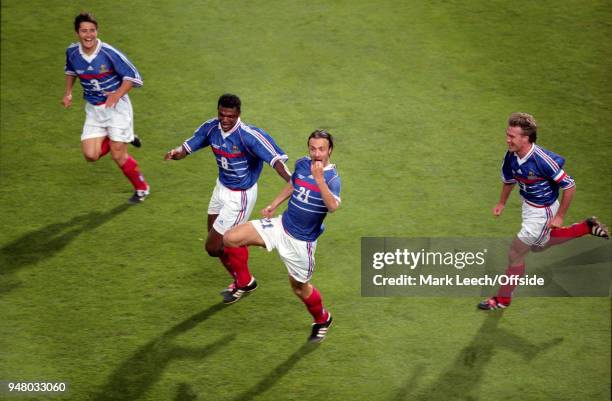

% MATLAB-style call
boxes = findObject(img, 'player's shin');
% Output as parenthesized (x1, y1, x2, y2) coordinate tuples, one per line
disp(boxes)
(223, 246, 252, 287)
(302, 286, 329, 324)
(120, 155, 148, 190)
(496, 263, 525, 305)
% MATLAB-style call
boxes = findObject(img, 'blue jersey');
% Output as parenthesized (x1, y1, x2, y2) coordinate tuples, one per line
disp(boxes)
(282, 157, 341, 241)
(501, 144, 575, 207)
(183, 118, 288, 190)
(64, 40, 143, 105)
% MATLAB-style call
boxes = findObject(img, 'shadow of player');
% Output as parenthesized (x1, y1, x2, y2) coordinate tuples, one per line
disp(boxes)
(0, 203, 131, 295)
(391, 312, 563, 401)
(229, 342, 321, 401)
(92, 302, 232, 401)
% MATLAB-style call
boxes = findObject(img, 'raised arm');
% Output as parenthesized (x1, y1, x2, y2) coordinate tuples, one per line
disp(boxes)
(311, 161, 339, 213)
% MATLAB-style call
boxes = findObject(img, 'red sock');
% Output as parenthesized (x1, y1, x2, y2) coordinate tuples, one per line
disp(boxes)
(219, 252, 237, 282)
(100, 137, 110, 156)
(223, 246, 252, 287)
(120, 155, 148, 191)
(302, 286, 329, 324)
(496, 263, 525, 304)
(547, 221, 590, 246)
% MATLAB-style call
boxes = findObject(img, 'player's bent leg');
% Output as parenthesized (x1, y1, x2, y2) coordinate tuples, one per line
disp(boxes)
(205, 228, 225, 257)
(479, 237, 530, 311)
(81, 136, 108, 162)
(508, 237, 531, 266)
(288, 277, 332, 343)
(223, 223, 266, 248)
(109, 140, 149, 203)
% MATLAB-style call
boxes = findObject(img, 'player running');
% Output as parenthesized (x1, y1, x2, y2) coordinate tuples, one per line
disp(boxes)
(62, 12, 149, 204)
(165, 94, 290, 299)
(224, 130, 341, 343)
(479, 112, 609, 310)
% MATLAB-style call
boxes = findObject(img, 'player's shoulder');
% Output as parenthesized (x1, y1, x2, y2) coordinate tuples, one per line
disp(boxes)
(325, 163, 340, 181)
(66, 43, 80, 54)
(533, 144, 565, 167)
(295, 156, 311, 170)
(240, 123, 267, 137)
(100, 41, 119, 53)
(195, 117, 219, 135)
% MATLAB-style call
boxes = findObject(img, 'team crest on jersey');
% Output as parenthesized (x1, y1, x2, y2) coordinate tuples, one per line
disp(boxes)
(528, 171, 537, 179)
(232, 145, 240, 153)
(99, 64, 109, 73)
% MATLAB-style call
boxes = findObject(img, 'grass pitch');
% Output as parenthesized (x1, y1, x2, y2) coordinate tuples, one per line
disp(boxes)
(1, 1, 610, 400)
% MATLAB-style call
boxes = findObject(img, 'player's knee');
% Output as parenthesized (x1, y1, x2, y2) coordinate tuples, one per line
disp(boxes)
(205, 241, 222, 257)
(292, 286, 304, 298)
(223, 230, 239, 248)
(111, 152, 128, 165)
(83, 152, 100, 162)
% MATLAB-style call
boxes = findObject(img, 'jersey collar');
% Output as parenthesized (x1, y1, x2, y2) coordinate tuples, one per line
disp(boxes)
(79, 39, 102, 63)
(220, 118, 241, 139)
(515, 143, 535, 166)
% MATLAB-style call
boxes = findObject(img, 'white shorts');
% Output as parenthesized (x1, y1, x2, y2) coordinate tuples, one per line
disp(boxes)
(208, 179, 257, 235)
(81, 96, 134, 143)
(251, 216, 316, 283)
(517, 200, 560, 246)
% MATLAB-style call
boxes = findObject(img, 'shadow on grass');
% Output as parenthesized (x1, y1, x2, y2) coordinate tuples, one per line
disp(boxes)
(173, 382, 198, 401)
(92, 303, 230, 401)
(0, 203, 131, 294)
(392, 312, 563, 401)
(229, 342, 320, 401)
(532, 244, 611, 296)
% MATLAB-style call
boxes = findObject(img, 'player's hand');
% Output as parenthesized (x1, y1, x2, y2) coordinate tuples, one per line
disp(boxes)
(62, 93, 72, 108)
(548, 215, 564, 229)
(311, 160, 324, 183)
(261, 205, 275, 218)
(492, 203, 505, 216)
(104, 92, 121, 109)
(164, 148, 179, 160)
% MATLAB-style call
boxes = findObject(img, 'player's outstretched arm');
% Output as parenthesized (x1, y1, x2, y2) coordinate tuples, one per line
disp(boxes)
(550, 186, 576, 228)
(62, 75, 76, 108)
(262, 182, 294, 218)
(164, 145, 188, 161)
(272, 160, 291, 182)
(493, 183, 515, 216)
(312, 161, 339, 213)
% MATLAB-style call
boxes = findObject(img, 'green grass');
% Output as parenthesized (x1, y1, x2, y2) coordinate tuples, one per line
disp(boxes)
(1, 0, 610, 400)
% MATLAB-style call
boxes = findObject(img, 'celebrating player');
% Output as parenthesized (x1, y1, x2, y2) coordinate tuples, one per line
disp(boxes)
(479, 112, 609, 310)
(62, 12, 149, 204)
(224, 130, 341, 343)
(165, 94, 290, 299)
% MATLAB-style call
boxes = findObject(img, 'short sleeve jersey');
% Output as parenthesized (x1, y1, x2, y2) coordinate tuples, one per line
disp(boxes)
(501, 144, 575, 206)
(65, 40, 142, 105)
(281, 157, 341, 241)
(183, 118, 288, 190)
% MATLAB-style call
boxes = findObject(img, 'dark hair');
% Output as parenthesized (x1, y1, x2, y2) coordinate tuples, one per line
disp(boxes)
(217, 93, 241, 112)
(308, 129, 334, 150)
(74, 12, 98, 32)
(508, 112, 537, 143)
